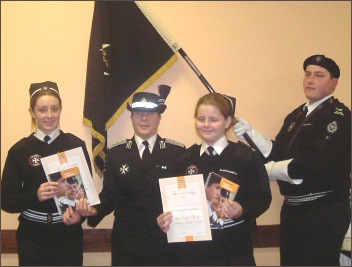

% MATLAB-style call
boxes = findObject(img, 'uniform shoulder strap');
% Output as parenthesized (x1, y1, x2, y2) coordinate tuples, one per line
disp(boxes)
(164, 138, 185, 148)
(108, 139, 130, 149)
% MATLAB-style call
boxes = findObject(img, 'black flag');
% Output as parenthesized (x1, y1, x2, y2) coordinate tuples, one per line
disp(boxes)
(83, 1, 177, 176)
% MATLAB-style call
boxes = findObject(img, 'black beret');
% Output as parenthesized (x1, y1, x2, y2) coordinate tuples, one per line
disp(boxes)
(66, 176, 79, 185)
(29, 81, 59, 98)
(303, 55, 340, 78)
(48, 171, 63, 182)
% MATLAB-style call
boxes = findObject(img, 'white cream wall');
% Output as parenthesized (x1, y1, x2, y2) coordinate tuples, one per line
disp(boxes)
(1, 1, 351, 265)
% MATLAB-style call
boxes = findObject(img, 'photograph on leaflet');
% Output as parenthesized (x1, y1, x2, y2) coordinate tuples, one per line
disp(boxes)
(205, 172, 239, 230)
(48, 167, 87, 214)
(41, 147, 100, 215)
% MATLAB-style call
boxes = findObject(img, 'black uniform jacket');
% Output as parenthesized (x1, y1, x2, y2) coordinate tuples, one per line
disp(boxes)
(1, 131, 91, 219)
(268, 97, 351, 199)
(175, 141, 272, 258)
(88, 135, 185, 255)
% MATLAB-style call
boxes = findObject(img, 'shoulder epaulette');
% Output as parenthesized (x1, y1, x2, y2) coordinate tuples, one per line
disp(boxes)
(164, 138, 185, 148)
(108, 139, 129, 149)
(333, 107, 345, 117)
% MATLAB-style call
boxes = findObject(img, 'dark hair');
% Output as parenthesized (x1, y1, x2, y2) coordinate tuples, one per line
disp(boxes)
(66, 176, 79, 185)
(48, 171, 63, 182)
(194, 93, 235, 128)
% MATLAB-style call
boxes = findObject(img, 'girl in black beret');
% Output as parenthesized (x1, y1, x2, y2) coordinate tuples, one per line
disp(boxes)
(157, 93, 272, 266)
(1, 81, 92, 266)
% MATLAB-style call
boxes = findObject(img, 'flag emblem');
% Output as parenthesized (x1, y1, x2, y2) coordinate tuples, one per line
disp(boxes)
(83, 2, 178, 177)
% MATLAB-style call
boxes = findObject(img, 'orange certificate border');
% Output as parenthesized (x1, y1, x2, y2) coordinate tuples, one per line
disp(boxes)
(159, 174, 212, 243)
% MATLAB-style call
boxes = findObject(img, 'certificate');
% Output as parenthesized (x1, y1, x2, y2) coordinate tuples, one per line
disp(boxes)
(41, 147, 100, 215)
(159, 174, 212, 243)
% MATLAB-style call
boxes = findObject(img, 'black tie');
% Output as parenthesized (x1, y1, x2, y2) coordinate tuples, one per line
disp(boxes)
(44, 135, 51, 144)
(142, 141, 151, 161)
(297, 106, 308, 122)
(207, 146, 215, 156)
(289, 106, 308, 132)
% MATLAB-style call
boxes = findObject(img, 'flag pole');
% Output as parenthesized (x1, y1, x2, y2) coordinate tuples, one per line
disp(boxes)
(136, 2, 265, 159)
(177, 49, 265, 159)
(177, 49, 215, 94)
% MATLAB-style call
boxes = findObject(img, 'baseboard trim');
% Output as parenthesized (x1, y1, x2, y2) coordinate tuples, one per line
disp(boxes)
(1, 224, 280, 254)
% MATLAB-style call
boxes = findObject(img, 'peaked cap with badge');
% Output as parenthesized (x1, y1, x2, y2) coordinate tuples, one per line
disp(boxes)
(127, 84, 171, 114)
(29, 81, 60, 98)
(303, 54, 340, 78)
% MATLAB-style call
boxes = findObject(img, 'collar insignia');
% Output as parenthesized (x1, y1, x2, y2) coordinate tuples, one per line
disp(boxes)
(126, 140, 133, 149)
(159, 141, 166, 149)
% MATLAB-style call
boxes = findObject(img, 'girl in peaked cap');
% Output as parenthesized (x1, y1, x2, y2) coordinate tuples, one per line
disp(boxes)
(76, 85, 186, 266)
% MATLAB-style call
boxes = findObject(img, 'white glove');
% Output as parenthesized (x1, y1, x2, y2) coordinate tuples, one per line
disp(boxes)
(233, 117, 273, 157)
(264, 161, 276, 181)
(265, 160, 303, 185)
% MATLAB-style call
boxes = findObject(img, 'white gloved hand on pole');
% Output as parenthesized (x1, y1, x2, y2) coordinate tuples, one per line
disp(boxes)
(265, 159, 303, 185)
(233, 117, 273, 157)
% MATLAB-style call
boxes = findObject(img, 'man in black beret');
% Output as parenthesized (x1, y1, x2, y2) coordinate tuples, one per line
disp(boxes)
(303, 54, 340, 79)
(233, 55, 350, 265)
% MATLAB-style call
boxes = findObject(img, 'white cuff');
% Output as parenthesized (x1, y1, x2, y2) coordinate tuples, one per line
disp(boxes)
(264, 161, 275, 180)
(268, 159, 303, 185)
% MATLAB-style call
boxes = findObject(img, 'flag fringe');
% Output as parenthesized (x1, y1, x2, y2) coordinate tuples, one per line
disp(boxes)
(82, 117, 106, 178)
(83, 53, 177, 178)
